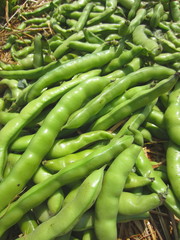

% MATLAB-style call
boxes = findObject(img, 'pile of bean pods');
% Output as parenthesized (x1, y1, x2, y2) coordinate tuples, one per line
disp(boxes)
(0, 0, 180, 239)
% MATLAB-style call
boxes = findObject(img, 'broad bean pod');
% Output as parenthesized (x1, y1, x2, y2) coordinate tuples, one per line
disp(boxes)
(27, 48, 115, 101)
(0, 75, 111, 211)
(0, 60, 61, 80)
(73, 3, 94, 32)
(82, 229, 97, 240)
(0, 69, 101, 177)
(150, 3, 164, 29)
(46, 131, 114, 159)
(43, 149, 94, 172)
(62, 182, 81, 207)
(114, 102, 156, 139)
(166, 30, 180, 48)
(91, 74, 178, 131)
(118, 192, 163, 215)
(86, 1, 117, 26)
(0, 111, 19, 125)
(94, 144, 142, 240)
(154, 52, 180, 65)
(0, 135, 133, 236)
(159, 38, 178, 53)
(53, 24, 120, 59)
(33, 34, 43, 68)
(166, 141, 180, 201)
(170, 0, 180, 22)
(132, 24, 161, 56)
(136, 149, 180, 218)
(127, 8, 147, 35)
(102, 45, 143, 74)
(63, 66, 175, 130)
(73, 209, 150, 232)
(146, 107, 166, 129)
(10, 130, 114, 155)
(17, 212, 38, 235)
(124, 172, 154, 189)
(68, 41, 100, 53)
(104, 57, 141, 80)
(0, 79, 21, 100)
(117, 0, 134, 10)
(164, 81, 180, 145)
(11, 45, 34, 59)
(17, 168, 104, 240)
(3, 153, 20, 177)
(127, 0, 141, 20)
(143, 122, 168, 140)
(95, 83, 151, 120)
(56, 0, 91, 14)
